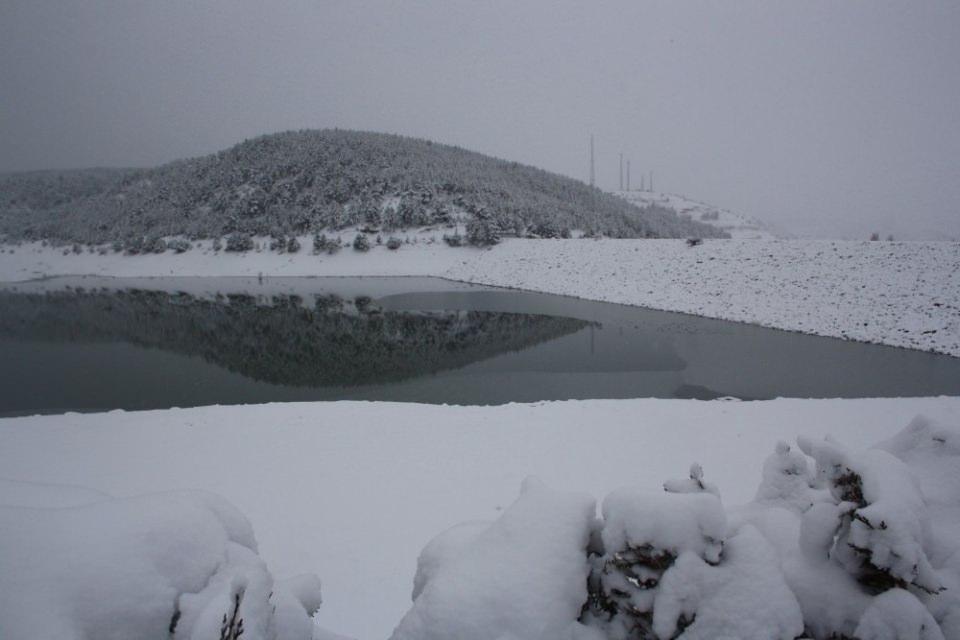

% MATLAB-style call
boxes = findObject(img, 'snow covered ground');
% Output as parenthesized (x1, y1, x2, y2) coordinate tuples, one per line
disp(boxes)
(2, 397, 960, 639)
(4, 237, 955, 357)
(612, 190, 785, 239)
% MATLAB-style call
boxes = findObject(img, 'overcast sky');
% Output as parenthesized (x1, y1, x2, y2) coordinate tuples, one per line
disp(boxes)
(2, 1, 958, 239)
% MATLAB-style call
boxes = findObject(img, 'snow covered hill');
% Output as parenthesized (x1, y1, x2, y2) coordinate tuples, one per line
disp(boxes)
(613, 190, 784, 239)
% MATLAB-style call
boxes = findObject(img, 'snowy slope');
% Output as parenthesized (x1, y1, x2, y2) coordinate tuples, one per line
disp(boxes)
(2, 398, 959, 639)
(613, 189, 784, 239)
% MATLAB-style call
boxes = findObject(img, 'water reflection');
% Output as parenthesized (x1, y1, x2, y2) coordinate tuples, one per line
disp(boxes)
(0, 288, 590, 388)
(1, 276, 958, 415)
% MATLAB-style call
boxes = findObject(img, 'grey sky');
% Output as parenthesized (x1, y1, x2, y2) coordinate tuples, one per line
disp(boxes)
(2, 1, 958, 239)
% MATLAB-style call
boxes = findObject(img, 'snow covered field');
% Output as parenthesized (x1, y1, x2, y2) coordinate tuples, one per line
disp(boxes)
(2, 397, 960, 639)
(1, 237, 957, 357)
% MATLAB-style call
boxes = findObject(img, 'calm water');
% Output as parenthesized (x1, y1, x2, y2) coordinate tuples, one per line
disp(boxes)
(1, 275, 958, 415)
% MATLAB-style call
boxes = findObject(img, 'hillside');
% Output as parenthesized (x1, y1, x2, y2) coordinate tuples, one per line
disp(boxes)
(0, 130, 724, 245)
(613, 189, 784, 239)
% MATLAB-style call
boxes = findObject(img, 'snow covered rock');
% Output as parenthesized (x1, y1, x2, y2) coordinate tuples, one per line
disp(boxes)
(0, 488, 322, 640)
(389, 477, 596, 640)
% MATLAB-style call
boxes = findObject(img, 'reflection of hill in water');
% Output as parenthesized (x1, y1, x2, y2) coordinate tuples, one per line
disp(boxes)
(0, 289, 590, 387)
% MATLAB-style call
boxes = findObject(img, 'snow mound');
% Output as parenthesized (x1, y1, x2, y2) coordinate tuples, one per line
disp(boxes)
(389, 476, 596, 640)
(0, 487, 322, 640)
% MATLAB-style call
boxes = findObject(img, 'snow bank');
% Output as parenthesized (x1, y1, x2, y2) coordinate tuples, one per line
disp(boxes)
(0, 487, 324, 640)
(2, 238, 958, 356)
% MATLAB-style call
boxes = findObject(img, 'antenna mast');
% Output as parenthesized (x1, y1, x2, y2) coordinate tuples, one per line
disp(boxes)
(589, 135, 595, 187)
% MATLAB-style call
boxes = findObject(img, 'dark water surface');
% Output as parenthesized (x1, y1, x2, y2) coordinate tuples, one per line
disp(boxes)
(1, 276, 958, 415)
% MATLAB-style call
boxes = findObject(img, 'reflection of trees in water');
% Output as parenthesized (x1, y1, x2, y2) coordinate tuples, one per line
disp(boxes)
(0, 289, 591, 387)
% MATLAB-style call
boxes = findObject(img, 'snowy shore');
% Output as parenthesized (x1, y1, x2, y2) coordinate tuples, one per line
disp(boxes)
(2, 397, 959, 639)
(1, 237, 957, 357)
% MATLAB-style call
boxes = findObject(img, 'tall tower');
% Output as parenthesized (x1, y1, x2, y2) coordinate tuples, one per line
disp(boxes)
(589, 135, 595, 188)
(626, 160, 631, 191)
(619, 153, 623, 191)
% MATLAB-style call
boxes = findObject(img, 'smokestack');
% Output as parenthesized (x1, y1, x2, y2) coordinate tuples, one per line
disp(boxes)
(619, 153, 623, 191)
(626, 160, 631, 191)
(589, 135, 595, 188)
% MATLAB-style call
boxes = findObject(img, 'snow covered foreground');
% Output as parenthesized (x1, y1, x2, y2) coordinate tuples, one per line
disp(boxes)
(1, 237, 957, 357)
(3, 397, 960, 639)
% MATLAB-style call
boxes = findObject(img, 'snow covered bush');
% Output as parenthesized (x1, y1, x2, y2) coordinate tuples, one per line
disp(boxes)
(390, 477, 596, 640)
(312, 232, 340, 255)
(225, 232, 254, 252)
(168, 237, 191, 253)
(352, 233, 370, 252)
(0, 488, 324, 640)
(394, 416, 960, 640)
(796, 431, 943, 596)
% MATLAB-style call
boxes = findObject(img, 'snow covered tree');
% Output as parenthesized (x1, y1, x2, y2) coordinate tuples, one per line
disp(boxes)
(466, 209, 500, 246)
(352, 233, 370, 252)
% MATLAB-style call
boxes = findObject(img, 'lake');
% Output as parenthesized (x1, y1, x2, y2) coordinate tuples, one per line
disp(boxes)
(1, 275, 958, 416)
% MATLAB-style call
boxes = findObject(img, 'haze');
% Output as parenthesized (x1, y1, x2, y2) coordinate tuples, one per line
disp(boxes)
(2, 1, 958, 240)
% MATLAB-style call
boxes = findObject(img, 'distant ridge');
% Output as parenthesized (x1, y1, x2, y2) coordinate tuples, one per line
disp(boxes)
(0, 130, 724, 244)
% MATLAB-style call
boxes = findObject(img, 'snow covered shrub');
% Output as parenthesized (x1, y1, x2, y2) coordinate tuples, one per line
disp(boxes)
(753, 441, 822, 512)
(386, 236, 402, 250)
(167, 237, 191, 253)
(796, 433, 943, 596)
(312, 232, 341, 255)
(145, 235, 166, 253)
(391, 478, 596, 640)
(212, 236, 223, 251)
(287, 236, 301, 253)
(442, 232, 463, 247)
(582, 479, 728, 639)
(854, 589, 945, 640)
(0, 489, 322, 640)
(124, 235, 145, 254)
(225, 232, 254, 252)
(352, 233, 370, 252)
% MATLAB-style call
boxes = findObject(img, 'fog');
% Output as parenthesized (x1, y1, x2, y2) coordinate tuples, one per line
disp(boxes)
(2, 1, 958, 239)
